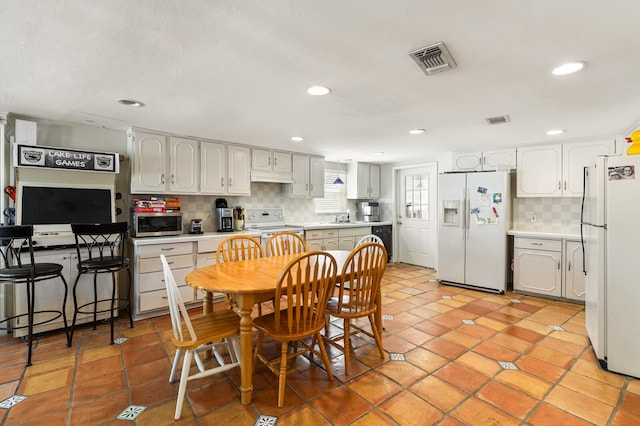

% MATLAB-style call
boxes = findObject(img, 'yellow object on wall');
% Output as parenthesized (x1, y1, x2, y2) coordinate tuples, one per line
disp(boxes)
(628, 130, 640, 155)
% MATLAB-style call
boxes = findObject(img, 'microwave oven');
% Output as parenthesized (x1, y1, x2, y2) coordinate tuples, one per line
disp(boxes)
(132, 212, 183, 237)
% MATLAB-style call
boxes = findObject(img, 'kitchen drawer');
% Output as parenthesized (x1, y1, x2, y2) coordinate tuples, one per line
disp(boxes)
(137, 242, 194, 258)
(139, 266, 193, 292)
(138, 285, 195, 312)
(139, 253, 193, 273)
(514, 237, 561, 251)
(339, 227, 371, 237)
(322, 229, 339, 238)
(305, 230, 323, 240)
(197, 237, 228, 253)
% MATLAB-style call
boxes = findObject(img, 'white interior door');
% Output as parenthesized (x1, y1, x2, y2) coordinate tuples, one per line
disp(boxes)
(395, 164, 437, 268)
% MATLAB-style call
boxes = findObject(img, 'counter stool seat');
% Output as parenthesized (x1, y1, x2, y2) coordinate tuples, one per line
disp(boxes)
(0, 225, 69, 366)
(68, 222, 133, 346)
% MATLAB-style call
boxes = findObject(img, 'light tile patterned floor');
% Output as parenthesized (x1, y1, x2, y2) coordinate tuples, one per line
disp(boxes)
(1, 263, 640, 425)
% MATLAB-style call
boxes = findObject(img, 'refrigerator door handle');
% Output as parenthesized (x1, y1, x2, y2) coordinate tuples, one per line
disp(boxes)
(580, 166, 588, 275)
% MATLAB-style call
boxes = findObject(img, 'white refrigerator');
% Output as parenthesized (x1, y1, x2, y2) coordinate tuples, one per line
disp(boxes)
(437, 171, 511, 293)
(582, 155, 640, 378)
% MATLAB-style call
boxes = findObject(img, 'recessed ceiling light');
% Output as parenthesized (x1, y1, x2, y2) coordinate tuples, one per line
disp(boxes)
(552, 62, 586, 76)
(307, 85, 331, 96)
(116, 98, 145, 107)
(373, 152, 384, 156)
(547, 129, 565, 135)
(409, 129, 425, 134)
(290, 136, 304, 142)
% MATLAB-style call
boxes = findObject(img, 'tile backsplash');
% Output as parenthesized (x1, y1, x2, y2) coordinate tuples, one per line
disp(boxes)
(165, 182, 375, 232)
(512, 197, 581, 234)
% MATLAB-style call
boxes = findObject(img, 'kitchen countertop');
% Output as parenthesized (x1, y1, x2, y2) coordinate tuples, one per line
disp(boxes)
(291, 221, 393, 231)
(508, 229, 581, 240)
(128, 230, 260, 246)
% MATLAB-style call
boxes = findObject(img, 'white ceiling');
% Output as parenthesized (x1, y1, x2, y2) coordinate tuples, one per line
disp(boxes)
(2, 1, 640, 164)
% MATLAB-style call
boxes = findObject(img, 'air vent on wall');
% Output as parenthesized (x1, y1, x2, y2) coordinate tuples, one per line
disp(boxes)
(409, 41, 456, 75)
(485, 115, 511, 125)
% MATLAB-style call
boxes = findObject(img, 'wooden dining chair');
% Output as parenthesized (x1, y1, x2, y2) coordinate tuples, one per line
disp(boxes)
(252, 251, 337, 407)
(160, 254, 241, 420)
(355, 234, 383, 247)
(265, 231, 307, 256)
(216, 235, 266, 313)
(323, 242, 387, 375)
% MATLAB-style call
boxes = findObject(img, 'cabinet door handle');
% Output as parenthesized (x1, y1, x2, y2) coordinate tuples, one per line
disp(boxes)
(568, 261, 571, 271)
(161, 247, 174, 251)
(268, 157, 271, 165)
(171, 174, 175, 184)
(531, 242, 543, 246)
(221, 178, 225, 187)
(558, 261, 561, 270)
(229, 178, 232, 187)
(564, 181, 567, 190)
(161, 174, 165, 184)
(274, 157, 277, 166)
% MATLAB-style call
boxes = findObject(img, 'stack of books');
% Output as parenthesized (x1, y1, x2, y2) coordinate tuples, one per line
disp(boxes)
(131, 197, 181, 213)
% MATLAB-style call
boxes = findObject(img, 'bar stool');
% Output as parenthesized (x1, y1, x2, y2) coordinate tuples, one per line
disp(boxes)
(68, 222, 133, 345)
(0, 225, 69, 366)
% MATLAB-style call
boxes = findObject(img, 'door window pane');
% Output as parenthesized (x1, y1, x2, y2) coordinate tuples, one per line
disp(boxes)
(404, 174, 429, 220)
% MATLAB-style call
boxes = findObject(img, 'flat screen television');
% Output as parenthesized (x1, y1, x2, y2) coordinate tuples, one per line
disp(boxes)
(20, 186, 113, 226)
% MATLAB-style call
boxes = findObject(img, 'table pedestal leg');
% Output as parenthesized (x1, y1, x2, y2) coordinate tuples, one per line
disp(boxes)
(238, 306, 254, 405)
(203, 291, 213, 315)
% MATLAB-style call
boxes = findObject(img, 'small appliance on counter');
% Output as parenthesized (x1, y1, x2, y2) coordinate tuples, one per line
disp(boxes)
(358, 201, 380, 222)
(215, 208, 234, 232)
(189, 218, 203, 234)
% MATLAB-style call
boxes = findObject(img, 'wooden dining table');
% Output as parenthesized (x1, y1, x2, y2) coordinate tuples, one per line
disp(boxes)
(184, 249, 382, 405)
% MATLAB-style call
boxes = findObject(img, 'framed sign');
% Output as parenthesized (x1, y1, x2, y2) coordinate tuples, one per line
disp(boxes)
(14, 144, 119, 173)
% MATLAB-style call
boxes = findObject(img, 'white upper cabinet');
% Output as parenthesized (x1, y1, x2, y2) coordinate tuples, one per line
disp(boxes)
(562, 139, 616, 197)
(309, 156, 325, 198)
(517, 144, 563, 197)
(517, 139, 616, 197)
(200, 141, 226, 194)
(452, 152, 482, 171)
(130, 131, 199, 194)
(130, 130, 167, 193)
(169, 137, 199, 193)
(483, 149, 517, 171)
(347, 163, 380, 199)
(286, 154, 324, 198)
(226, 145, 251, 195)
(452, 149, 516, 172)
(251, 149, 292, 174)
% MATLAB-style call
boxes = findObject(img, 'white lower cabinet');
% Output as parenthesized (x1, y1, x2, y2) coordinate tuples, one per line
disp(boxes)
(14, 248, 113, 337)
(129, 241, 196, 319)
(304, 226, 371, 251)
(513, 236, 585, 302)
(564, 240, 586, 301)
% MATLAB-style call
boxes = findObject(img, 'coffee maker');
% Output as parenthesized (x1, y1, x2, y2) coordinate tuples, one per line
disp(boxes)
(358, 201, 380, 222)
(214, 198, 234, 232)
(215, 208, 234, 232)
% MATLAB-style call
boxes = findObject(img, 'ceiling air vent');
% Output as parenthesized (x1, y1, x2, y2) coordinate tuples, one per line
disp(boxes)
(409, 41, 456, 75)
(485, 115, 511, 125)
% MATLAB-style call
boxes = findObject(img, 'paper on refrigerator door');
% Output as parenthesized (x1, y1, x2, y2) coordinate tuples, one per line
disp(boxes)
(470, 186, 502, 225)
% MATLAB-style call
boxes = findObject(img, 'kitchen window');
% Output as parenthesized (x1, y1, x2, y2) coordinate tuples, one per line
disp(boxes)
(314, 170, 347, 214)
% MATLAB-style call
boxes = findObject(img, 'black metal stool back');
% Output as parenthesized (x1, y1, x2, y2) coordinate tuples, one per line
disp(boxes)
(68, 222, 133, 345)
(0, 225, 69, 366)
